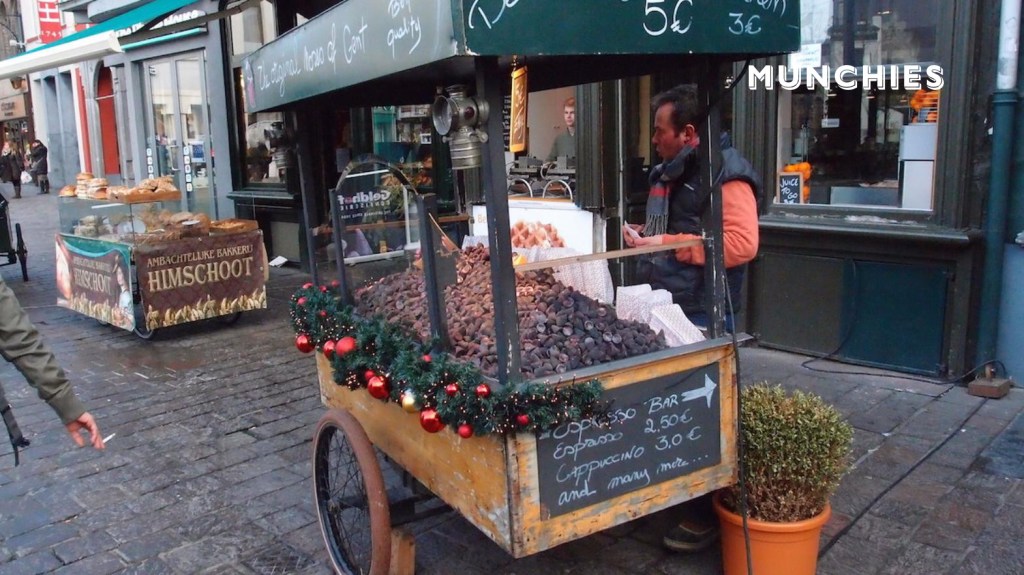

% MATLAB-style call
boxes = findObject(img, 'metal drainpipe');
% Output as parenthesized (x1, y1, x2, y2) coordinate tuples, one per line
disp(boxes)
(978, 0, 1022, 367)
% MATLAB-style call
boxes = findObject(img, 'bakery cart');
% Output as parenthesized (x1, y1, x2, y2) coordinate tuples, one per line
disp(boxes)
(55, 187, 268, 339)
(241, 1, 800, 573)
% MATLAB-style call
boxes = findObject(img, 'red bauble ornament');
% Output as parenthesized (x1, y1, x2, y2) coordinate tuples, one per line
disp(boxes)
(318, 310, 328, 318)
(458, 424, 474, 438)
(367, 376, 390, 400)
(364, 369, 377, 382)
(296, 297, 308, 306)
(320, 285, 328, 293)
(445, 383, 460, 397)
(302, 282, 314, 289)
(516, 414, 531, 427)
(331, 279, 341, 288)
(322, 340, 336, 360)
(475, 384, 491, 399)
(419, 408, 444, 433)
(337, 336, 357, 356)
(295, 334, 315, 354)
(422, 354, 432, 363)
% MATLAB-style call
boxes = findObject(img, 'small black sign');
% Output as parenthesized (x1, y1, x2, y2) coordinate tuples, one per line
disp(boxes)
(777, 172, 803, 204)
(535, 364, 722, 517)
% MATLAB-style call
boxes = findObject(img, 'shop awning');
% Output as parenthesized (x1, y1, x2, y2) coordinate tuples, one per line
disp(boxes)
(241, 0, 803, 112)
(0, 0, 198, 80)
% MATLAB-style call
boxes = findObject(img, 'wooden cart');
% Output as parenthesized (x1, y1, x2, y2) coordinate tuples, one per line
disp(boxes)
(242, 2, 799, 573)
(313, 341, 738, 573)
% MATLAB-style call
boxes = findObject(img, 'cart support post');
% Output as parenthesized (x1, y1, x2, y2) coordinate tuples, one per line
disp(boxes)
(476, 56, 523, 387)
(329, 185, 354, 307)
(294, 108, 323, 286)
(698, 59, 727, 338)
(416, 194, 451, 351)
(389, 527, 416, 575)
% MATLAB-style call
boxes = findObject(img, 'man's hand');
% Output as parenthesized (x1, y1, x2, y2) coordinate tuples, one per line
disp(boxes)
(622, 224, 645, 247)
(65, 412, 105, 450)
(633, 234, 665, 247)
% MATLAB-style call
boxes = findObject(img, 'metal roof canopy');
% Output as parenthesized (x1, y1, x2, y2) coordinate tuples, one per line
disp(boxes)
(269, 0, 802, 387)
(241, 0, 801, 113)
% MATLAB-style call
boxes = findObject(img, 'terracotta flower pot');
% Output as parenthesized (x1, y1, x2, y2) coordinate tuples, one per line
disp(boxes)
(713, 492, 831, 575)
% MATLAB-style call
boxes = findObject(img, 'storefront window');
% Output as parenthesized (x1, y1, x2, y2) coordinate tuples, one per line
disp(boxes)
(230, 1, 281, 187)
(229, 1, 276, 57)
(236, 67, 284, 186)
(776, 0, 940, 210)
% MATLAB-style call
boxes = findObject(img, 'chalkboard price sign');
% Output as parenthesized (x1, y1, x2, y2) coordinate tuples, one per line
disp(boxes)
(777, 172, 803, 204)
(535, 364, 722, 517)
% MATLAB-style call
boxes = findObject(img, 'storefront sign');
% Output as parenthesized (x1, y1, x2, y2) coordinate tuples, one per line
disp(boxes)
(134, 230, 268, 330)
(460, 0, 800, 57)
(242, 0, 457, 112)
(37, 0, 63, 44)
(535, 364, 721, 517)
(56, 234, 135, 331)
(243, 0, 799, 112)
(115, 9, 207, 38)
(509, 66, 527, 153)
(0, 95, 27, 120)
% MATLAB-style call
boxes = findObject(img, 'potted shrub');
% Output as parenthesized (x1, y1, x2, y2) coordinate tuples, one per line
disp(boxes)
(714, 383, 853, 575)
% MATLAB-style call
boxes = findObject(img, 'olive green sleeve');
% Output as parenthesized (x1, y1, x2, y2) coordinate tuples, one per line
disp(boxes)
(0, 276, 86, 424)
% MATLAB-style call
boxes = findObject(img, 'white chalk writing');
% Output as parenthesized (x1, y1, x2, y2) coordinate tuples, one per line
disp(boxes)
(387, 0, 423, 60)
(343, 18, 369, 64)
(467, 0, 520, 30)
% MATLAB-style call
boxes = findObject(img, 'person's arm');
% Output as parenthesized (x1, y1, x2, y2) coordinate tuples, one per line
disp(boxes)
(0, 278, 104, 448)
(0, 277, 86, 424)
(673, 180, 758, 267)
(634, 181, 758, 268)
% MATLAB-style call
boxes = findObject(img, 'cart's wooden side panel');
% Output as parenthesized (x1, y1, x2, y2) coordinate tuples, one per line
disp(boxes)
(316, 355, 514, 550)
(508, 344, 738, 557)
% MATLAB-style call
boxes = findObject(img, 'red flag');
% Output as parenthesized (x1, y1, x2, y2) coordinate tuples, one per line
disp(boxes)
(37, 0, 63, 44)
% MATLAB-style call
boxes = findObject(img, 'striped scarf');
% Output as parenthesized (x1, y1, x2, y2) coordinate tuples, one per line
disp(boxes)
(645, 144, 696, 236)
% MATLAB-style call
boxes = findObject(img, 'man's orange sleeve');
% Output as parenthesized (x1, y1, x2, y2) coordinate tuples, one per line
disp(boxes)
(670, 180, 759, 268)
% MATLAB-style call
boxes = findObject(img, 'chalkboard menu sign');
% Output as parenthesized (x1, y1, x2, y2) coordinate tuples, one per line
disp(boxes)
(535, 364, 722, 517)
(777, 172, 803, 204)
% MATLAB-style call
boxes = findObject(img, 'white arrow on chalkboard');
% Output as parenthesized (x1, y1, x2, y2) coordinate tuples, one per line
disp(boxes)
(681, 375, 718, 408)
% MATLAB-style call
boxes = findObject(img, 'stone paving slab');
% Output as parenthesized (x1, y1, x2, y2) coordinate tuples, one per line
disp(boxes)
(1, 193, 1023, 574)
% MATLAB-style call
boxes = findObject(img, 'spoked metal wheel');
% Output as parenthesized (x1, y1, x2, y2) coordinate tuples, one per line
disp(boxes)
(313, 410, 392, 575)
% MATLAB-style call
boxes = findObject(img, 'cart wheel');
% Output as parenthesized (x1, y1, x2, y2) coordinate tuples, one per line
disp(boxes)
(14, 223, 27, 281)
(216, 312, 243, 326)
(313, 410, 392, 575)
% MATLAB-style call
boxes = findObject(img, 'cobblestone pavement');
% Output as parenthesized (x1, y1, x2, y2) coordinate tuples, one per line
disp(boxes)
(1, 189, 1023, 574)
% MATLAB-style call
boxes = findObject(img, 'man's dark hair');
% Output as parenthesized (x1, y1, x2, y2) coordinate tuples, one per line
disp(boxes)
(651, 85, 700, 133)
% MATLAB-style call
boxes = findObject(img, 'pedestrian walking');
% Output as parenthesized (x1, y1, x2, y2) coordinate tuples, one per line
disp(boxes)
(0, 142, 24, 199)
(0, 273, 105, 466)
(29, 140, 49, 194)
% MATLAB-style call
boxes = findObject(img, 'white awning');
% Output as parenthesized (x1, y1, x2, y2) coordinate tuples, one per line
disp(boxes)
(0, 0, 200, 80)
(0, 32, 122, 80)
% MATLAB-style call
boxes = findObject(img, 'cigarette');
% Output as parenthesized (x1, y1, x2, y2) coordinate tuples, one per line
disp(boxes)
(102, 433, 116, 443)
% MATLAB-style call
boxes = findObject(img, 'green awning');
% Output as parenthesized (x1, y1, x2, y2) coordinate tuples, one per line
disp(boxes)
(34, 0, 198, 52)
(0, 0, 197, 80)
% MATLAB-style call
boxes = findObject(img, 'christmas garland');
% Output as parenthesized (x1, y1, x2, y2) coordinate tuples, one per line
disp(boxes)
(290, 283, 607, 436)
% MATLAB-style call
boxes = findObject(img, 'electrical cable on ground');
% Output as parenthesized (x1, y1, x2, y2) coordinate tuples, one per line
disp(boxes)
(796, 260, 1011, 386)
(817, 396, 988, 557)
